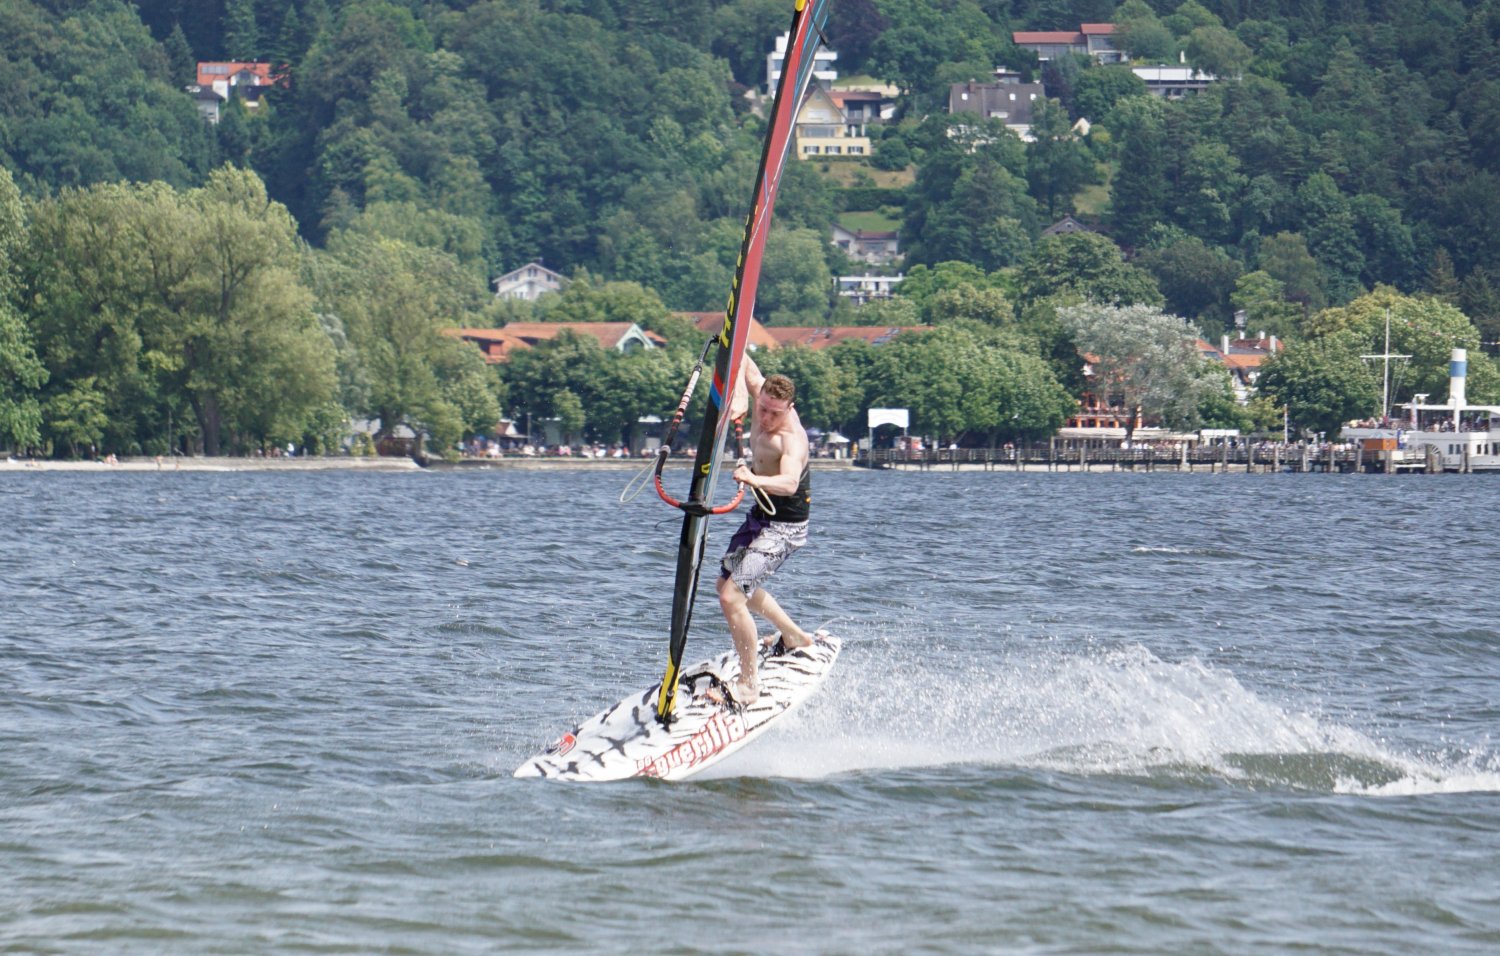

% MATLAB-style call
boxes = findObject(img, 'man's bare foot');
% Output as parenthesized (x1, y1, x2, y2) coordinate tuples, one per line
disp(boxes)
(763, 629, 816, 653)
(706, 677, 758, 708)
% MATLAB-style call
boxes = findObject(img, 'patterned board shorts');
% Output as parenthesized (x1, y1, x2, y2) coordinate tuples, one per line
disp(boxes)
(720, 513, 809, 597)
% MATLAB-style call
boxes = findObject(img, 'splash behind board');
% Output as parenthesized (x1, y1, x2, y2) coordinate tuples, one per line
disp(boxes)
(515, 634, 840, 782)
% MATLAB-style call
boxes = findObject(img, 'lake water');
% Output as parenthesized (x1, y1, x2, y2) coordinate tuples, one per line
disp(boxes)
(3, 467, 1498, 953)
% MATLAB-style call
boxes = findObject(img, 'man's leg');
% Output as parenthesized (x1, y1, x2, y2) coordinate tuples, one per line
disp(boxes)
(716, 574, 761, 702)
(746, 588, 812, 648)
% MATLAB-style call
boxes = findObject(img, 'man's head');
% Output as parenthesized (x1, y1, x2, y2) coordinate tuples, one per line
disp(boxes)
(756, 374, 796, 423)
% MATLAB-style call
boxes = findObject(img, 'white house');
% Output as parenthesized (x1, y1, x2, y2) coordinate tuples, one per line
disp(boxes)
(766, 31, 838, 95)
(836, 274, 904, 305)
(493, 262, 567, 301)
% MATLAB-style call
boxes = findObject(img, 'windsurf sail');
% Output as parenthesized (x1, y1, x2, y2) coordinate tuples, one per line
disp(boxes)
(652, 0, 833, 724)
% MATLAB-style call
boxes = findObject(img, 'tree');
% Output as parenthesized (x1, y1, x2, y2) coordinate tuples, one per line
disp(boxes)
(1256, 334, 1379, 436)
(23, 169, 336, 456)
(1026, 98, 1097, 218)
(1257, 232, 1326, 316)
(1304, 288, 1497, 407)
(758, 227, 833, 324)
(1184, 25, 1252, 78)
(0, 166, 46, 451)
(1057, 303, 1222, 441)
(1230, 271, 1303, 340)
(318, 228, 492, 451)
(1072, 67, 1148, 125)
(223, 0, 260, 59)
(865, 326, 1072, 443)
(1113, 0, 1176, 63)
(1016, 232, 1163, 307)
(1135, 234, 1242, 332)
(1106, 96, 1169, 246)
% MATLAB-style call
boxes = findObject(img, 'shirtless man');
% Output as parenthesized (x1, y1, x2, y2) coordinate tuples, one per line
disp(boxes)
(715, 353, 815, 706)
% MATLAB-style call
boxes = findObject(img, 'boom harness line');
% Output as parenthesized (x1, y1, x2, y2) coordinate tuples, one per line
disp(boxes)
(618, 334, 747, 515)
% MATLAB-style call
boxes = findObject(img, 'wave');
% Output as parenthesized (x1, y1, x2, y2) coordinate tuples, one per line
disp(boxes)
(708, 639, 1500, 795)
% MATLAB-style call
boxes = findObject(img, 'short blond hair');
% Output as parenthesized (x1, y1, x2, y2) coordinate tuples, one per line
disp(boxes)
(763, 374, 795, 403)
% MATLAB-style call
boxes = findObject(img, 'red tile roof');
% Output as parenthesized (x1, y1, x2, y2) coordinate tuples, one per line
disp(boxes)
(195, 61, 284, 88)
(446, 323, 665, 363)
(1013, 31, 1084, 44)
(680, 312, 782, 351)
(765, 326, 929, 349)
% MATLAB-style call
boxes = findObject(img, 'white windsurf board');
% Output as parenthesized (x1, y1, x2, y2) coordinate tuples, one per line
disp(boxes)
(514, 632, 840, 782)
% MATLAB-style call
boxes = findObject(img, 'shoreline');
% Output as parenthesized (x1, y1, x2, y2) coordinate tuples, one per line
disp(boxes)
(0, 456, 862, 474)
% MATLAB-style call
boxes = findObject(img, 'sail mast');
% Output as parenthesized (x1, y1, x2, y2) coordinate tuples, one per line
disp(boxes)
(654, 0, 832, 723)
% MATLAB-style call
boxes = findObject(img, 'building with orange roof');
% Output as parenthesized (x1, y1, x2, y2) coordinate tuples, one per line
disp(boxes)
(447, 323, 664, 364)
(678, 312, 782, 351)
(765, 326, 928, 350)
(188, 61, 285, 124)
(1013, 23, 1124, 63)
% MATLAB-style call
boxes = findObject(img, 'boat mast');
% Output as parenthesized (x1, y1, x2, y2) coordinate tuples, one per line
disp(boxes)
(1360, 308, 1410, 421)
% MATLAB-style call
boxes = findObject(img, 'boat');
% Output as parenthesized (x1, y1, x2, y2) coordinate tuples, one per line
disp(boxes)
(1345, 348, 1500, 472)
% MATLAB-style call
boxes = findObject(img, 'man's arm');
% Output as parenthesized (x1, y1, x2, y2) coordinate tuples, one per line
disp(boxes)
(740, 351, 765, 399)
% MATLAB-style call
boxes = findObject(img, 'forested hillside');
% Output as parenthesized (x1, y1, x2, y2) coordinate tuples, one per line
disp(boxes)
(3, 0, 1499, 457)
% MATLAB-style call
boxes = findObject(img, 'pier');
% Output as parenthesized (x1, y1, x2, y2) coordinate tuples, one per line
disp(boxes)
(860, 442, 1450, 474)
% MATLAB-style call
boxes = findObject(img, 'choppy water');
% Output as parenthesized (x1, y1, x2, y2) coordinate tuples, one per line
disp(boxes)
(3, 467, 1498, 953)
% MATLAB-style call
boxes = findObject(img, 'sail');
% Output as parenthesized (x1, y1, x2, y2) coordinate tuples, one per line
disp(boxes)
(655, 0, 832, 723)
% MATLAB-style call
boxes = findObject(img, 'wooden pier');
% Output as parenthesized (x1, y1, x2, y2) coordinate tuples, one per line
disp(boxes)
(860, 442, 1447, 474)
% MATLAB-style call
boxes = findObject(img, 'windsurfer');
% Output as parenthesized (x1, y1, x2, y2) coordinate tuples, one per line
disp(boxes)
(714, 353, 814, 706)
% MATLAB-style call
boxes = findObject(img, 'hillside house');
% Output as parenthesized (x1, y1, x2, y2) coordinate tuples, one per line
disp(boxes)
(493, 262, 566, 301)
(187, 61, 283, 124)
(796, 86, 872, 158)
(836, 274, 903, 304)
(1133, 65, 1218, 97)
(766, 32, 838, 95)
(447, 322, 663, 364)
(1012, 24, 1124, 63)
(948, 71, 1046, 142)
(831, 224, 901, 265)
(1201, 334, 1279, 403)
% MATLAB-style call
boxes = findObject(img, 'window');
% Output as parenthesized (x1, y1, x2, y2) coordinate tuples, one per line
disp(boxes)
(203, 64, 230, 75)
(849, 146, 865, 154)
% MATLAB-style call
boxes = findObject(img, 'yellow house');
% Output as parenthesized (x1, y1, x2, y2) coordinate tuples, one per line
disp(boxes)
(795, 86, 872, 160)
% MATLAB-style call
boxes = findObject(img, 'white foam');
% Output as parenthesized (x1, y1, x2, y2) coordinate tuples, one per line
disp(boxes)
(711, 639, 1500, 794)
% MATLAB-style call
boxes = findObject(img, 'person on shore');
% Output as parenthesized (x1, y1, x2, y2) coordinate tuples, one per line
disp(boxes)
(714, 353, 815, 707)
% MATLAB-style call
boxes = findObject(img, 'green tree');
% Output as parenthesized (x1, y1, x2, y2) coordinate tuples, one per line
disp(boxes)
(866, 326, 1072, 443)
(1258, 232, 1326, 316)
(1135, 234, 1242, 332)
(1017, 232, 1163, 307)
(1026, 98, 1097, 218)
(0, 167, 46, 451)
(1305, 288, 1498, 408)
(1256, 334, 1379, 436)
(1114, 0, 1176, 63)
(224, 0, 260, 59)
(758, 227, 832, 324)
(1230, 271, 1303, 340)
(1057, 303, 1222, 441)
(1071, 67, 1148, 125)
(318, 228, 492, 451)
(1107, 96, 1169, 246)
(1184, 25, 1252, 77)
(44, 376, 110, 458)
